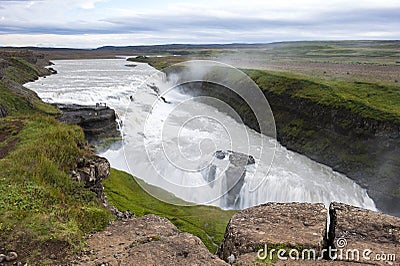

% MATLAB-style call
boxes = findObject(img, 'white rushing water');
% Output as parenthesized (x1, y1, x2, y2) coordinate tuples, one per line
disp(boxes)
(26, 58, 376, 211)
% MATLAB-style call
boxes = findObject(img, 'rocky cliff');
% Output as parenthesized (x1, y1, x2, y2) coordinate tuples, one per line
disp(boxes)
(56, 103, 120, 145)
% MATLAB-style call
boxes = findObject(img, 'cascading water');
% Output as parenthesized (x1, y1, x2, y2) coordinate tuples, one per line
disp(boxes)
(26, 58, 376, 211)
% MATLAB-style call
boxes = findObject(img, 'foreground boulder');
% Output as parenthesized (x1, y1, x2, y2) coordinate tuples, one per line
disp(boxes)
(75, 214, 228, 265)
(329, 202, 400, 264)
(217, 202, 327, 264)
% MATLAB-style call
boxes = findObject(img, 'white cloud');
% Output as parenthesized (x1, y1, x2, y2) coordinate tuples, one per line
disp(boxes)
(0, 0, 398, 47)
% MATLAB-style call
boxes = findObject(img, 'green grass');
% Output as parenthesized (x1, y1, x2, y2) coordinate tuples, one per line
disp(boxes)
(0, 115, 111, 261)
(128, 55, 187, 70)
(0, 54, 112, 262)
(247, 70, 400, 122)
(0, 57, 59, 116)
(103, 168, 236, 253)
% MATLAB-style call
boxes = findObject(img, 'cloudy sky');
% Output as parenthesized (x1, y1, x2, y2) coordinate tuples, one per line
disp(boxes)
(0, 0, 399, 48)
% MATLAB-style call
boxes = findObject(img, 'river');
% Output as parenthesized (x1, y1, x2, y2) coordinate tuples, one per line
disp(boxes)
(25, 58, 376, 211)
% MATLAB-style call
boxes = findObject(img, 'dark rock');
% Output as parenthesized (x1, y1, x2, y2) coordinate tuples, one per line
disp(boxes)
(329, 202, 400, 264)
(70, 156, 110, 203)
(148, 84, 160, 95)
(56, 103, 120, 144)
(47, 67, 57, 74)
(222, 165, 246, 207)
(214, 150, 255, 166)
(0, 254, 5, 263)
(160, 96, 171, 104)
(217, 203, 327, 264)
(109, 206, 134, 220)
(206, 150, 255, 207)
(215, 150, 226, 159)
(0, 104, 7, 118)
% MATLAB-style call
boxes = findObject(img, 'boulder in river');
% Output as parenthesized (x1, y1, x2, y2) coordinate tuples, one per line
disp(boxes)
(202, 150, 255, 207)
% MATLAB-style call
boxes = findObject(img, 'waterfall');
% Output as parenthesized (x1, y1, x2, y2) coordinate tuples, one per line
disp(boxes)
(25, 58, 377, 211)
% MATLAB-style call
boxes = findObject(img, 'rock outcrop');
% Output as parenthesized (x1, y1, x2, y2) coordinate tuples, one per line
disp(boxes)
(0, 103, 7, 118)
(217, 202, 328, 264)
(75, 215, 228, 265)
(329, 202, 400, 264)
(56, 103, 120, 144)
(70, 155, 110, 203)
(202, 150, 255, 208)
(217, 202, 400, 265)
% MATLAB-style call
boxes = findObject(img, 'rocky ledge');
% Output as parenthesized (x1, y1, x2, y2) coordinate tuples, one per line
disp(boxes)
(217, 202, 399, 265)
(56, 103, 120, 144)
(73, 215, 228, 265)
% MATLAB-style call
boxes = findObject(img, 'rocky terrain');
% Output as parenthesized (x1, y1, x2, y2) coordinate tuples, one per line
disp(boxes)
(73, 215, 228, 265)
(217, 202, 399, 265)
(63, 201, 400, 265)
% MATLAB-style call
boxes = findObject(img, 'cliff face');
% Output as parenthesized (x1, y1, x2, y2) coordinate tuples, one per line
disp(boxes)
(179, 73, 400, 217)
(56, 103, 120, 144)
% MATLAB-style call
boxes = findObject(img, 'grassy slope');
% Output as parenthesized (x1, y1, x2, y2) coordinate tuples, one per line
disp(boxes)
(0, 116, 112, 263)
(247, 70, 400, 123)
(104, 169, 236, 253)
(0, 55, 112, 263)
(0, 57, 59, 116)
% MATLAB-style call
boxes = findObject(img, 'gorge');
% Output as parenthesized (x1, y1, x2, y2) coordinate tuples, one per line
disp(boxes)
(25, 58, 376, 212)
